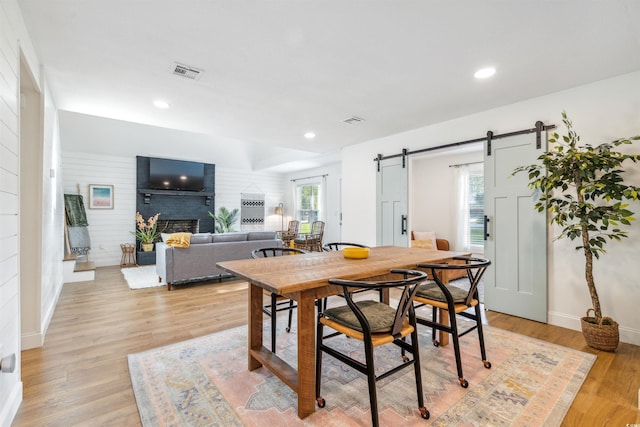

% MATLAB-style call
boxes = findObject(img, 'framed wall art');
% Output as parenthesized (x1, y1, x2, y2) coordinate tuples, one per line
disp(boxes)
(89, 184, 114, 209)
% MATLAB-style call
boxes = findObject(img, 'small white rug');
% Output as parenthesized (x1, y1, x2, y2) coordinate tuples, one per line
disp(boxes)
(121, 266, 163, 290)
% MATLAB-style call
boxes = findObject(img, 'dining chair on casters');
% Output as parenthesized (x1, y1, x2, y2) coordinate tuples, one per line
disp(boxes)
(321, 242, 380, 309)
(322, 242, 368, 251)
(251, 247, 308, 353)
(315, 269, 431, 427)
(414, 256, 491, 388)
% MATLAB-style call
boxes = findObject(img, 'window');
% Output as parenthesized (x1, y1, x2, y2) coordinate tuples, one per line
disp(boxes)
(296, 183, 321, 233)
(468, 167, 484, 250)
(453, 162, 484, 253)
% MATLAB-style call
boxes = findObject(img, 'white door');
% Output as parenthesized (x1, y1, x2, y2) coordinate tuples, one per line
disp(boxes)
(484, 133, 548, 322)
(376, 157, 408, 247)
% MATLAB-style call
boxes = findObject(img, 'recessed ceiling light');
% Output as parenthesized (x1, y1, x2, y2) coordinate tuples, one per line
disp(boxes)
(474, 67, 496, 79)
(304, 132, 316, 139)
(154, 100, 170, 109)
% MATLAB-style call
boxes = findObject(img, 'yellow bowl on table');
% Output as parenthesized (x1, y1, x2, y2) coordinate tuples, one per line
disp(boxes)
(342, 247, 370, 259)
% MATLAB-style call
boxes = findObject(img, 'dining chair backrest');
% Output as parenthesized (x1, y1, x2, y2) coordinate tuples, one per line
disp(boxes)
(416, 256, 490, 306)
(323, 242, 368, 252)
(328, 269, 427, 337)
(251, 247, 308, 258)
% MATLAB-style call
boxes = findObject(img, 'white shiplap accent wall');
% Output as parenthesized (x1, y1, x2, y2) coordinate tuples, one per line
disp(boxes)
(215, 167, 287, 232)
(1, 1, 36, 424)
(62, 152, 137, 267)
(62, 153, 288, 266)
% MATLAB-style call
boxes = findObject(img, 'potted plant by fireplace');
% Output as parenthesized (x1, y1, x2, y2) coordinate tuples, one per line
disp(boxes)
(133, 212, 161, 251)
(513, 111, 640, 351)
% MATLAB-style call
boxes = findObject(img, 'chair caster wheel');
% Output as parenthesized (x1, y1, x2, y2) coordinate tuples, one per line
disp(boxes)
(419, 406, 430, 420)
(483, 360, 492, 369)
(459, 378, 469, 388)
(285, 327, 291, 333)
(402, 355, 409, 363)
(316, 397, 326, 408)
(432, 340, 440, 347)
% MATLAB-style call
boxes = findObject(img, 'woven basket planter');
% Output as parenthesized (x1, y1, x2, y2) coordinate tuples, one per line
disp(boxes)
(580, 309, 619, 352)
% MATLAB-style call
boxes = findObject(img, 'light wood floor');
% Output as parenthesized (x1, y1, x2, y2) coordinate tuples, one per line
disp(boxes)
(12, 266, 640, 426)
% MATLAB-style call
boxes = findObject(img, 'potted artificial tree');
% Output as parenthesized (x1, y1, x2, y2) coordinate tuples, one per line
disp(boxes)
(513, 111, 640, 351)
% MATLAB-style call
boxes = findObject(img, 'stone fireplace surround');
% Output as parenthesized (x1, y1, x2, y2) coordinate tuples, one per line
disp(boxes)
(135, 156, 216, 265)
(158, 219, 200, 235)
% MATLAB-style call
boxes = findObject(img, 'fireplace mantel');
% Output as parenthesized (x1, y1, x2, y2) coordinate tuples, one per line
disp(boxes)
(138, 189, 214, 205)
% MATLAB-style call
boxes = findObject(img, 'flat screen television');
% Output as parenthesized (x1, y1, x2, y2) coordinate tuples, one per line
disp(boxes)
(149, 157, 205, 191)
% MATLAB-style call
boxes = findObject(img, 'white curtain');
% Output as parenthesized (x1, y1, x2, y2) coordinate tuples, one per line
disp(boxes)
(320, 175, 327, 222)
(291, 182, 297, 222)
(453, 165, 470, 252)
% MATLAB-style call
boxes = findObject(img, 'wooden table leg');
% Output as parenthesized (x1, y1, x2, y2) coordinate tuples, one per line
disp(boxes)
(248, 282, 263, 371)
(296, 291, 316, 418)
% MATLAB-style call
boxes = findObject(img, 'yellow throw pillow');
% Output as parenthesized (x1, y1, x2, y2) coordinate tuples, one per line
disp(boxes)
(411, 239, 435, 250)
(166, 232, 192, 248)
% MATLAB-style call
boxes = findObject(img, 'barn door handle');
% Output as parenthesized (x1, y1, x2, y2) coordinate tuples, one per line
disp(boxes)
(401, 215, 407, 235)
(484, 215, 490, 240)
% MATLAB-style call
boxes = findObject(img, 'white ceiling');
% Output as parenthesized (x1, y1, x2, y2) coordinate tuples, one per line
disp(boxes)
(17, 0, 640, 172)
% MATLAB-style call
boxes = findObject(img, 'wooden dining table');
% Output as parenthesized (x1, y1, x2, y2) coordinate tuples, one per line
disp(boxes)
(217, 245, 467, 419)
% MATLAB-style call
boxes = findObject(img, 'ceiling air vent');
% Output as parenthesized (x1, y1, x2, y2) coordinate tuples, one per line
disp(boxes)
(171, 62, 203, 80)
(342, 116, 365, 125)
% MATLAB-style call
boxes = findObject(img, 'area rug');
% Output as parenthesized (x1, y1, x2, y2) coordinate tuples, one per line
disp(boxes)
(128, 318, 595, 426)
(121, 265, 163, 289)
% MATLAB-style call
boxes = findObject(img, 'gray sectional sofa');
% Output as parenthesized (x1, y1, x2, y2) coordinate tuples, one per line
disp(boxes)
(155, 231, 282, 290)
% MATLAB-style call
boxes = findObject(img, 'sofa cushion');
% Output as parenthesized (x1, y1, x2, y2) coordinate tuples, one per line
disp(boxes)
(212, 232, 248, 243)
(190, 233, 213, 244)
(247, 231, 277, 241)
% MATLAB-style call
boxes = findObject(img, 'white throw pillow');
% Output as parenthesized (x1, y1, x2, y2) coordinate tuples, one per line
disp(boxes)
(412, 231, 437, 250)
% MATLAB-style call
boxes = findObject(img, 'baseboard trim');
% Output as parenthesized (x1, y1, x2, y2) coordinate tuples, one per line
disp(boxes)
(21, 331, 44, 350)
(548, 310, 640, 346)
(0, 380, 22, 427)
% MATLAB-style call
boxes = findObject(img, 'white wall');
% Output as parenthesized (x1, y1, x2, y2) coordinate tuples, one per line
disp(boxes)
(0, 0, 56, 424)
(286, 162, 342, 245)
(0, 1, 23, 420)
(343, 71, 640, 345)
(62, 152, 288, 266)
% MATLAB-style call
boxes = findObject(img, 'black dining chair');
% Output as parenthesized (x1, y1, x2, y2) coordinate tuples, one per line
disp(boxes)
(414, 256, 491, 388)
(251, 247, 308, 353)
(321, 242, 379, 309)
(315, 269, 431, 427)
(322, 242, 368, 251)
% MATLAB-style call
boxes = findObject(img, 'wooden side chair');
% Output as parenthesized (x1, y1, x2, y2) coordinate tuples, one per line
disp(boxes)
(414, 256, 491, 388)
(251, 247, 308, 353)
(280, 220, 299, 247)
(294, 220, 325, 252)
(315, 269, 431, 427)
